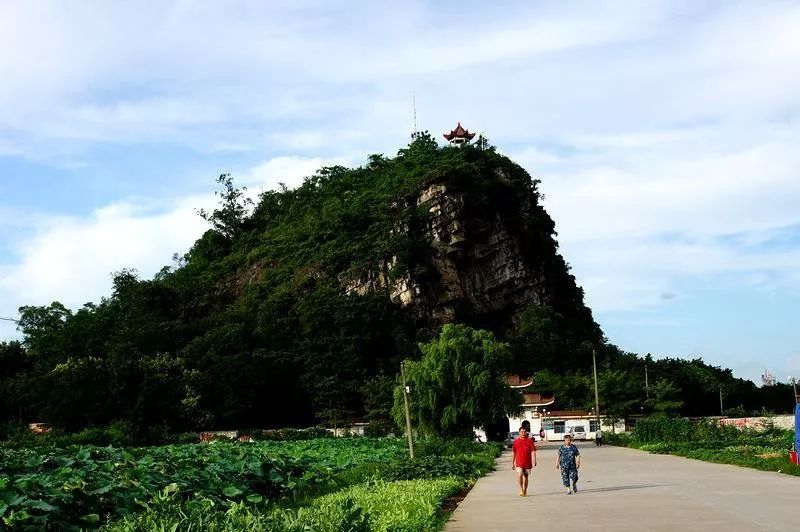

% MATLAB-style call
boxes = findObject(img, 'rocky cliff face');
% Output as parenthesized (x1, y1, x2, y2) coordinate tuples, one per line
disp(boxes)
(343, 179, 551, 327)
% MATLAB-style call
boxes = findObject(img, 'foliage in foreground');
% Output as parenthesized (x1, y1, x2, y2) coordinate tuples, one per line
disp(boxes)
(108, 477, 466, 532)
(0, 437, 498, 530)
(0, 438, 406, 529)
(607, 417, 799, 477)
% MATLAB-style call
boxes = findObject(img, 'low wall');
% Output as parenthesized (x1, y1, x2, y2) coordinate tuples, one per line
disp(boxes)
(718, 415, 794, 430)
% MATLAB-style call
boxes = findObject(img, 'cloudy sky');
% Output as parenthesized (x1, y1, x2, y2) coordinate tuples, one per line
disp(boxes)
(1, 0, 798, 383)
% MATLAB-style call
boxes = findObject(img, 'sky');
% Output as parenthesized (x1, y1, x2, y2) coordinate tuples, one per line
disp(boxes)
(1, 0, 798, 383)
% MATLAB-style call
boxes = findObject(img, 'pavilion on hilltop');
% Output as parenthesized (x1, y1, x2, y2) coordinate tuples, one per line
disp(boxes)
(443, 122, 476, 145)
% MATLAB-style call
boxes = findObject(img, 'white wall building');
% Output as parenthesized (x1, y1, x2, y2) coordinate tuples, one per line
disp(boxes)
(505, 375, 625, 441)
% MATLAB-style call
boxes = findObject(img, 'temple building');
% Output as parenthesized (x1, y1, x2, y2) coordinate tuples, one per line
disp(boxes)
(505, 375, 623, 441)
(443, 122, 476, 145)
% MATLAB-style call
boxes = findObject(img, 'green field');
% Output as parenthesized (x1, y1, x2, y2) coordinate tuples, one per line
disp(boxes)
(0, 436, 500, 530)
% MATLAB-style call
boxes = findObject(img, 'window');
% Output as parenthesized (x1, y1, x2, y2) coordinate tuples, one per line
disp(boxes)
(589, 420, 600, 432)
(544, 420, 554, 430)
(554, 421, 565, 434)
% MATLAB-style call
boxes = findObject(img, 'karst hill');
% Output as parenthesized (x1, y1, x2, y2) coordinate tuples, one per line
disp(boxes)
(4, 132, 605, 432)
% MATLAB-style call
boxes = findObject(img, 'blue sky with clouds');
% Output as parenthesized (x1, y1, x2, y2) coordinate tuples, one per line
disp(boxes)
(1, 0, 799, 383)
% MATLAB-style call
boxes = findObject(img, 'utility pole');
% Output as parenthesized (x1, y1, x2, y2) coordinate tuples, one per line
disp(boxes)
(719, 386, 724, 416)
(400, 361, 415, 460)
(645, 363, 650, 401)
(592, 348, 601, 429)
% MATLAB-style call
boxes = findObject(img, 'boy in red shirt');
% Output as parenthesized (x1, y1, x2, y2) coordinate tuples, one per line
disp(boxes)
(511, 426, 537, 496)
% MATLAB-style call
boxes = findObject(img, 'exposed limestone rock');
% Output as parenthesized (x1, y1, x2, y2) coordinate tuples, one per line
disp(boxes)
(342, 179, 549, 326)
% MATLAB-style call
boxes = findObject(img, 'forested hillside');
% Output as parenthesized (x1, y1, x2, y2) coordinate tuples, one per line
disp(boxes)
(0, 135, 792, 440)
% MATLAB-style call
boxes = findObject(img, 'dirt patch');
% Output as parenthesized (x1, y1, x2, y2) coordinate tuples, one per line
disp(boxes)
(439, 484, 474, 515)
(756, 452, 783, 459)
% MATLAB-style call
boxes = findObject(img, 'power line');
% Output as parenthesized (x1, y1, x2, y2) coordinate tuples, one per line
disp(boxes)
(0, 316, 19, 323)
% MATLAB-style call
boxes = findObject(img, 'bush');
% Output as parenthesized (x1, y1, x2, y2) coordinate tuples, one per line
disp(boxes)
(0, 421, 137, 449)
(363, 421, 394, 438)
(249, 427, 332, 441)
(415, 437, 501, 458)
(109, 477, 465, 531)
(383, 454, 495, 481)
(618, 416, 799, 477)
(603, 432, 631, 446)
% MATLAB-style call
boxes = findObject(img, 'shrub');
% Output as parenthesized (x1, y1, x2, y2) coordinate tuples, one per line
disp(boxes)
(363, 421, 394, 438)
(109, 478, 465, 531)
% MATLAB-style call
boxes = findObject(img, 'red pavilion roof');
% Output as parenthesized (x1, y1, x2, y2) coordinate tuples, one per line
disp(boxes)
(443, 122, 476, 141)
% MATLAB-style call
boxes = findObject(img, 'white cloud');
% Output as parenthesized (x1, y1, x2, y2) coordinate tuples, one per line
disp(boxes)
(0, 196, 208, 311)
(1, 1, 800, 378)
(515, 117, 800, 312)
(0, 155, 342, 339)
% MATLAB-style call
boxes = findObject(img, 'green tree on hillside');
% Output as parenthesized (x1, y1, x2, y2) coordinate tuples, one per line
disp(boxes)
(197, 173, 254, 238)
(394, 324, 520, 437)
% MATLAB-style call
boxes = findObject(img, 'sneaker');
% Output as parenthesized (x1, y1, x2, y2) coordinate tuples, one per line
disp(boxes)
(565, 488, 572, 495)
(572, 483, 578, 493)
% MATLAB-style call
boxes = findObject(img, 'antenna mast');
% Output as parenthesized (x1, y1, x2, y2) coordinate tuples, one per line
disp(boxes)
(412, 93, 418, 137)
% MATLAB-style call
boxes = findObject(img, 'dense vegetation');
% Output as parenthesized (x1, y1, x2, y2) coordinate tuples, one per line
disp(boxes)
(607, 417, 798, 476)
(0, 134, 794, 441)
(0, 436, 500, 530)
(394, 324, 521, 437)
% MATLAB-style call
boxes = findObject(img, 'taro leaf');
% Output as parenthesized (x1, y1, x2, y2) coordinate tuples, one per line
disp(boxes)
(0, 478, 8, 490)
(4, 509, 31, 524)
(222, 486, 243, 498)
(76, 448, 91, 461)
(82, 513, 100, 524)
(86, 483, 114, 496)
(53, 456, 75, 467)
(245, 494, 263, 504)
(0, 502, 7, 517)
(23, 456, 42, 469)
(0, 492, 26, 506)
(25, 499, 56, 512)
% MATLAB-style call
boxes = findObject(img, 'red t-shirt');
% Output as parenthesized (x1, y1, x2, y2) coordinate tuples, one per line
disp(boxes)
(512, 436, 536, 469)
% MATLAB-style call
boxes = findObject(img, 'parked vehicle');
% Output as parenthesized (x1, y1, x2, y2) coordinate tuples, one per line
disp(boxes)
(568, 426, 587, 440)
(505, 431, 519, 448)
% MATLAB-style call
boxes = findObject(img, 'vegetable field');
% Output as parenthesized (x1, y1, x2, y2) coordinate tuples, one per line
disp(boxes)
(0, 437, 500, 530)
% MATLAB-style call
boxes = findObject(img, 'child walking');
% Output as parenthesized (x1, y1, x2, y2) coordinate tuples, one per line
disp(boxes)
(511, 426, 537, 497)
(556, 434, 580, 494)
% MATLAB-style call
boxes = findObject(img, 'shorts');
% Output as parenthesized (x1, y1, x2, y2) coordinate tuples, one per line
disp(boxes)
(515, 467, 531, 476)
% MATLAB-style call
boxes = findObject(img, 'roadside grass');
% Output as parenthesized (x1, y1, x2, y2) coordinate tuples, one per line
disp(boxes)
(606, 418, 799, 477)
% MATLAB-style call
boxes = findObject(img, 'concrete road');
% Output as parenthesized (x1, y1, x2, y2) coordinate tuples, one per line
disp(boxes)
(446, 443, 799, 531)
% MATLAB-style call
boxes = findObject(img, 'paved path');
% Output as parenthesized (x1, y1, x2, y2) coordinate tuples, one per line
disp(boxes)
(446, 443, 799, 531)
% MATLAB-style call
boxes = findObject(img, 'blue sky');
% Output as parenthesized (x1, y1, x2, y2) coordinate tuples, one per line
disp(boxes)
(1, 1, 799, 383)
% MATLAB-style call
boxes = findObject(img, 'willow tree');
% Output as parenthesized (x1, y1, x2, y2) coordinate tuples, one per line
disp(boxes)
(394, 324, 520, 437)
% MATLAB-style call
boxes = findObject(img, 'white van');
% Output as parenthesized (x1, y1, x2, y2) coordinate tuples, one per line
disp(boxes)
(568, 424, 587, 440)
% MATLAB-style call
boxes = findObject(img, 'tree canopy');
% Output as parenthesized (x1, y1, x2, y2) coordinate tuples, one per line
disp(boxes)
(393, 324, 521, 437)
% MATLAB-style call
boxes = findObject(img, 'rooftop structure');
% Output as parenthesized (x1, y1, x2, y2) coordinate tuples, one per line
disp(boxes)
(443, 122, 476, 145)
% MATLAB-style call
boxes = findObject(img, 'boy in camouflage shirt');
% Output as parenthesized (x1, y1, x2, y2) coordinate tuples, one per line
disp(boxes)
(556, 434, 581, 494)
